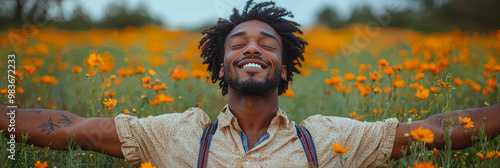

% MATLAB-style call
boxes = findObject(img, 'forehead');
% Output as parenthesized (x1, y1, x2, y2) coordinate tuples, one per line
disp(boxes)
(226, 20, 281, 43)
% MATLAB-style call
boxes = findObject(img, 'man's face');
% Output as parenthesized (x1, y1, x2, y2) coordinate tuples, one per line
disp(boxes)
(221, 20, 287, 96)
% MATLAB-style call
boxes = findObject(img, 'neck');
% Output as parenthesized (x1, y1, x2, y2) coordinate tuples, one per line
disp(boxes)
(227, 87, 279, 137)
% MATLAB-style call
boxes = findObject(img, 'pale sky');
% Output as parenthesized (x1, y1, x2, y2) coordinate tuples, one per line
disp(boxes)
(56, 0, 412, 29)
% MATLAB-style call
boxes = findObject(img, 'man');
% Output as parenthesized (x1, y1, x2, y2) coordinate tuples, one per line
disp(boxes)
(1, 1, 500, 167)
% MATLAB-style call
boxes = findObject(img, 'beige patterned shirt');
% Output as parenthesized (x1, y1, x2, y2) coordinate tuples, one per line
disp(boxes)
(114, 105, 398, 167)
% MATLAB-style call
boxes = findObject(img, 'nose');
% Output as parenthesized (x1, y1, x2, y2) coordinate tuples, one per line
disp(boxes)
(243, 44, 262, 57)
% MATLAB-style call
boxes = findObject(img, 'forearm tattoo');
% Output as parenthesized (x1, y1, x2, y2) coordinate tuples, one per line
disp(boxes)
(37, 116, 60, 135)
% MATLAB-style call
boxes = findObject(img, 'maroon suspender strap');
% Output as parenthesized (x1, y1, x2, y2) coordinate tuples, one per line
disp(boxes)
(197, 121, 217, 168)
(197, 122, 318, 168)
(296, 125, 319, 168)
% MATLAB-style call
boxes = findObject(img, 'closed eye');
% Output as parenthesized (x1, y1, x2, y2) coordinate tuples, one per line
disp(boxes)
(231, 44, 245, 48)
(262, 45, 276, 50)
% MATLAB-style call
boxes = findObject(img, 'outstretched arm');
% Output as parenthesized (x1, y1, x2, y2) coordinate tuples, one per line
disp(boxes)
(0, 104, 123, 158)
(391, 103, 500, 159)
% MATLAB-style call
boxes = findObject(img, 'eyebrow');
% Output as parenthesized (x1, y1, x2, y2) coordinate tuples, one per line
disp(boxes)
(225, 31, 280, 45)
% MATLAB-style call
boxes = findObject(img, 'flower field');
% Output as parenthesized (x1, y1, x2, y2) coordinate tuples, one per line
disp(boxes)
(1, 24, 500, 167)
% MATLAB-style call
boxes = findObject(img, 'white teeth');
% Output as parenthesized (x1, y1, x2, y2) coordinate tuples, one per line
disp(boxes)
(243, 63, 262, 69)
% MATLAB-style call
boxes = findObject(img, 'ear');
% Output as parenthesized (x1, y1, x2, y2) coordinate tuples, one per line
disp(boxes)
(281, 65, 287, 80)
(219, 63, 224, 79)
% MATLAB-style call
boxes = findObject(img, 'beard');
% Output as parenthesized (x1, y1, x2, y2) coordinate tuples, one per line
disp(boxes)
(225, 68, 281, 97)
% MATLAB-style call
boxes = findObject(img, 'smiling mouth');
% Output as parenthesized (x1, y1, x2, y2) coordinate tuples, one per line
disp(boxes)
(234, 58, 271, 71)
(242, 63, 262, 69)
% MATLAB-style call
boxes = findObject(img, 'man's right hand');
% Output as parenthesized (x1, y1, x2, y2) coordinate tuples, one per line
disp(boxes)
(0, 104, 123, 158)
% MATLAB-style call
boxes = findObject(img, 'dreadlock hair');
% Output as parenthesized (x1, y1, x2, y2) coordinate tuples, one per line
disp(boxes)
(199, 0, 307, 96)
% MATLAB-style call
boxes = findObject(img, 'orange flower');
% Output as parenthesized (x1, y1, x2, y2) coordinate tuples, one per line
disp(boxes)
(34, 161, 48, 168)
(356, 75, 366, 82)
(330, 69, 339, 75)
(393, 80, 405, 88)
(72, 66, 82, 73)
(433, 148, 439, 153)
(369, 72, 381, 81)
(459, 116, 474, 128)
(153, 83, 166, 91)
(374, 87, 382, 93)
(41, 75, 58, 84)
(118, 68, 136, 77)
(142, 76, 151, 84)
(283, 88, 295, 97)
(140, 161, 158, 168)
(408, 109, 416, 114)
(373, 108, 381, 114)
(411, 161, 435, 168)
(454, 78, 463, 86)
(439, 78, 449, 88)
(103, 98, 117, 110)
(415, 86, 429, 99)
(414, 73, 425, 80)
(0, 89, 7, 94)
(430, 86, 439, 93)
(349, 112, 357, 117)
(383, 67, 394, 75)
(148, 69, 156, 76)
(477, 151, 496, 160)
(343, 73, 355, 81)
(123, 109, 130, 115)
(325, 76, 343, 85)
(23, 65, 36, 75)
(486, 78, 497, 88)
(384, 87, 391, 93)
(86, 53, 104, 68)
(191, 69, 209, 78)
(378, 59, 389, 67)
(332, 142, 350, 153)
(472, 84, 481, 92)
(155, 93, 174, 103)
(410, 82, 421, 89)
(410, 126, 434, 143)
(171, 66, 190, 81)
(16, 87, 24, 94)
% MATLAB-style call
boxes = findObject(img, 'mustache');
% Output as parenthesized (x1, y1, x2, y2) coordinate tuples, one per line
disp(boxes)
(232, 56, 272, 67)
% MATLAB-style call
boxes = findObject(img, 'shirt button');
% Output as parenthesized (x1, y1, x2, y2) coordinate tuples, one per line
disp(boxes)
(244, 161, 250, 165)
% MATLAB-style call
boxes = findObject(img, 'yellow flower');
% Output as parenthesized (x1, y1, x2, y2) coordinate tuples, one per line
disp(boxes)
(140, 161, 157, 168)
(411, 161, 435, 168)
(103, 98, 117, 110)
(34, 161, 48, 168)
(410, 126, 434, 143)
(332, 142, 349, 153)
(459, 116, 474, 128)
(86, 53, 104, 68)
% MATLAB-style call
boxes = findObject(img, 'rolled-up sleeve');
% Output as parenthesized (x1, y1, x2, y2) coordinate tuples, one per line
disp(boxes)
(114, 108, 211, 166)
(301, 115, 398, 168)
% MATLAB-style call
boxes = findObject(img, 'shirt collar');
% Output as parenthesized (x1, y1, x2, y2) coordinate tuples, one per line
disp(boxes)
(217, 104, 290, 131)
